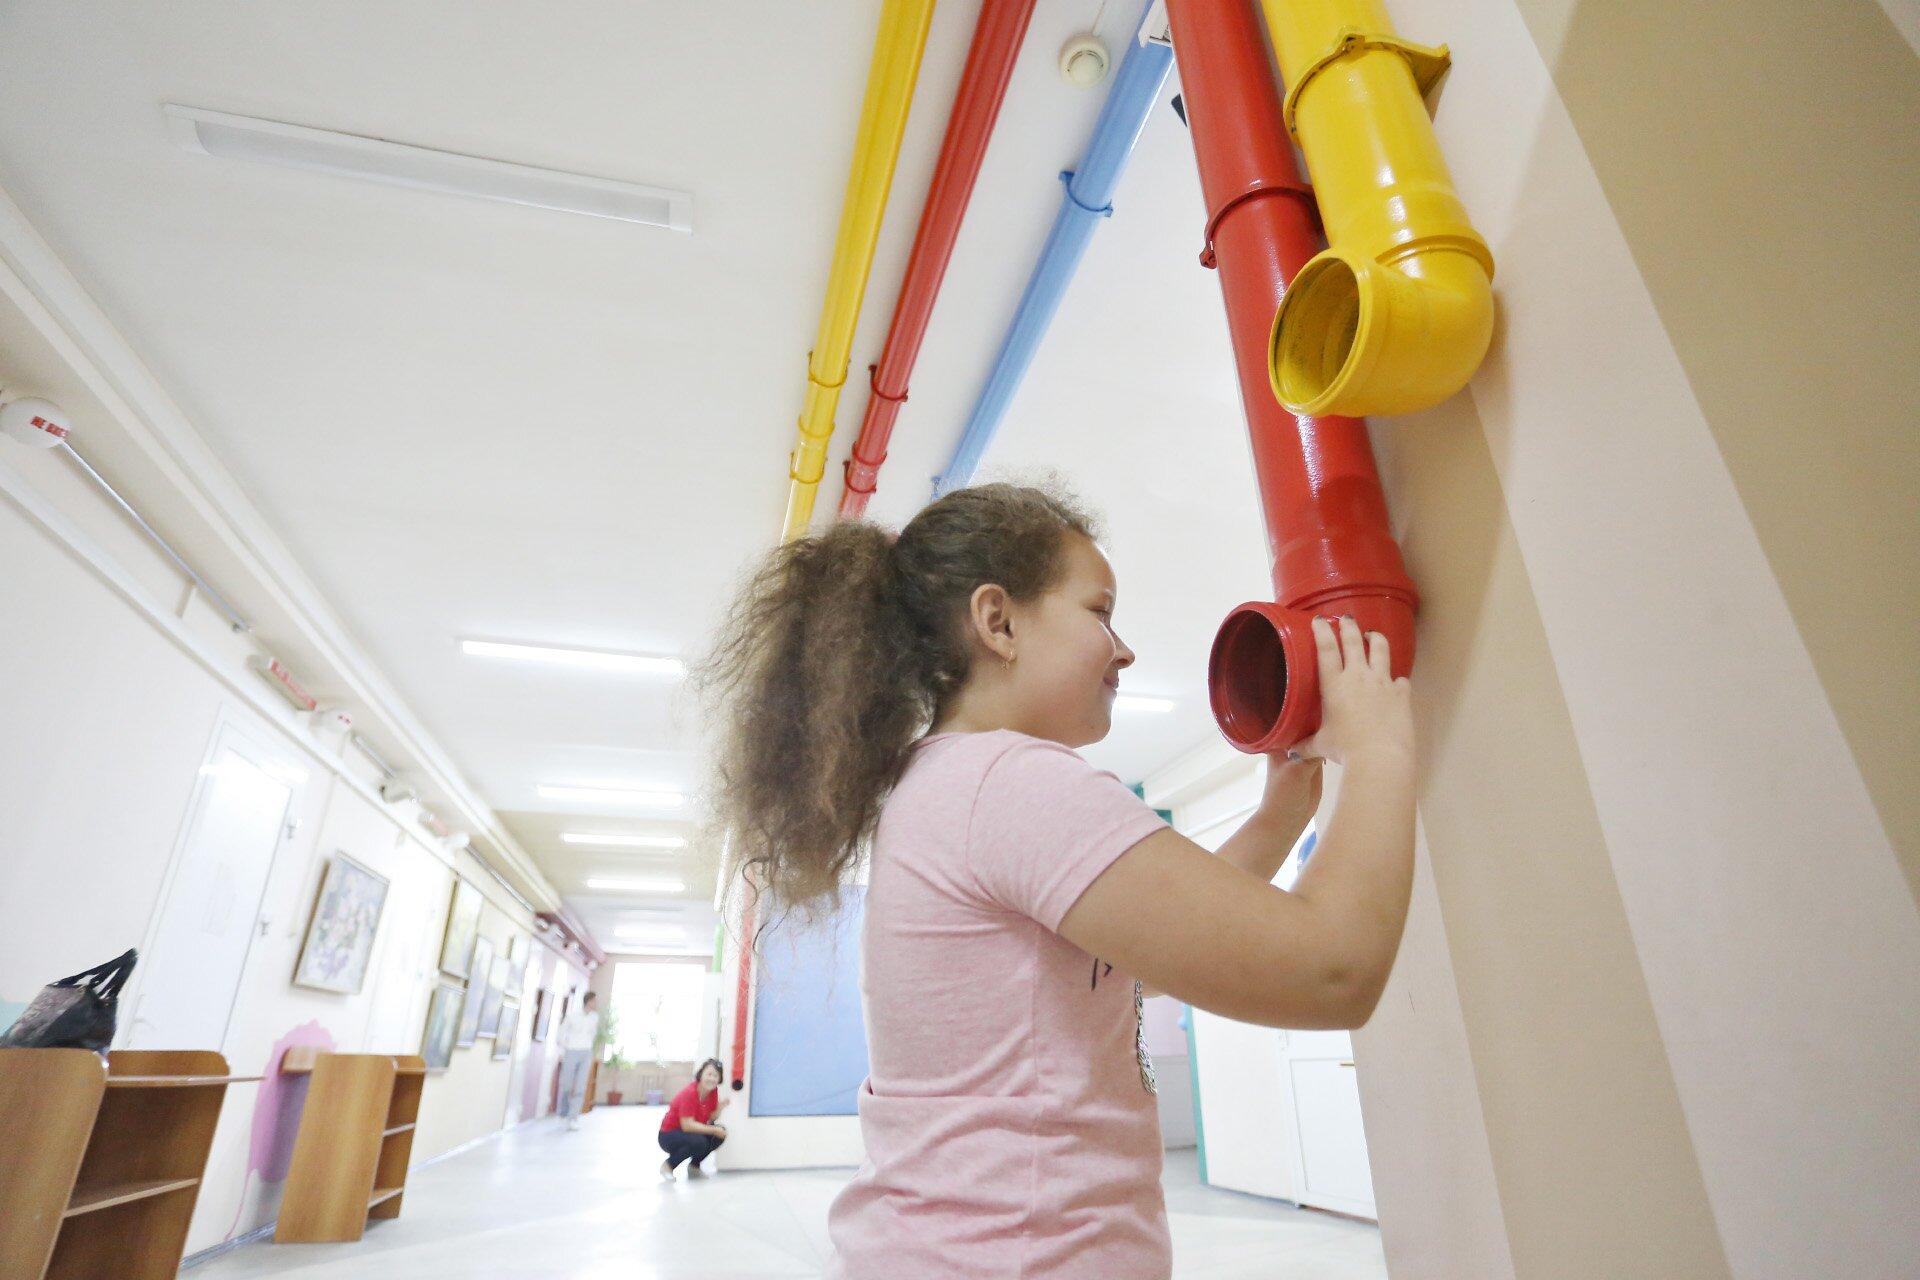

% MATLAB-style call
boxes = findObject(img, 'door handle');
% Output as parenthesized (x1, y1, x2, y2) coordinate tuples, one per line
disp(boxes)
(1339, 1061, 1355, 1068)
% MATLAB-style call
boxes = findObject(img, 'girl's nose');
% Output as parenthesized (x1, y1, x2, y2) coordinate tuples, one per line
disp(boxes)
(1114, 636, 1136, 669)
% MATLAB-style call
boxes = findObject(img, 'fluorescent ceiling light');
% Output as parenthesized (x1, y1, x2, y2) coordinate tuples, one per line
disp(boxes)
(561, 832, 687, 850)
(539, 784, 685, 808)
(165, 104, 694, 232)
(461, 639, 684, 677)
(586, 876, 686, 894)
(1114, 694, 1176, 713)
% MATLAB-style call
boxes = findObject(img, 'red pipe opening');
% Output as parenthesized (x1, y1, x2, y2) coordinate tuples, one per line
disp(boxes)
(1167, 0, 1418, 752)
(839, 0, 1039, 519)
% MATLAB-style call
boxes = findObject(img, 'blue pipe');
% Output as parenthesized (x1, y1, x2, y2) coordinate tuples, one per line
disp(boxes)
(931, 5, 1174, 497)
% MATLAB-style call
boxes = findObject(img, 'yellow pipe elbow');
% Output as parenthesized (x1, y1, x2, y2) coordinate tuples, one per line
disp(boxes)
(1271, 242, 1493, 419)
(1259, 0, 1494, 419)
(783, 0, 937, 542)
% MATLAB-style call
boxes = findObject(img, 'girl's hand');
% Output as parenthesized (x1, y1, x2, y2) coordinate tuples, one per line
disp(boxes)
(1294, 616, 1413, 768)
(1261, 751, 1323, 822)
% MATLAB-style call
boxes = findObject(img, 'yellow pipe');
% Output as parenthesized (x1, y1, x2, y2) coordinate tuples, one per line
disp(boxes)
(782, 0, 937, 541)
(1258, 0, 1495, 418)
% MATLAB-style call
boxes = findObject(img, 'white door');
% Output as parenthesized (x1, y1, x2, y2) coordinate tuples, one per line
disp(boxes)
(1283, 1028, 1377, 1218)
(1192, 1007, 1299, 1199)
(125, 724, 297, 1052)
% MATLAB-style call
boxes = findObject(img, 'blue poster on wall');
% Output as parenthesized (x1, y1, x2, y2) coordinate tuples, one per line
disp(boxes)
(749, 886, 869, 1117)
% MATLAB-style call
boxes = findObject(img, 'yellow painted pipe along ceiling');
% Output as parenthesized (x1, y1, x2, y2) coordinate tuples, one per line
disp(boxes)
(782, 0, 938, 542)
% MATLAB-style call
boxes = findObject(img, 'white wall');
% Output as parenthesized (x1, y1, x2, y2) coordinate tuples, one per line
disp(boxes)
(0, 465, 590, 1256)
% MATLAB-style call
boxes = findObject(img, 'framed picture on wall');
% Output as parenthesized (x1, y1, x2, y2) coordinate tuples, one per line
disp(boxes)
(492, 1000, 519, 1060)
(421, 981, 464, 1070)
(291, 853, 390, 995)
(439, 879, 483, 979)
(532, 988, 552, 1042)
(505, 933, 528, 997)
(477, 952, 510, 1038)
(455, 935, 494, 1047)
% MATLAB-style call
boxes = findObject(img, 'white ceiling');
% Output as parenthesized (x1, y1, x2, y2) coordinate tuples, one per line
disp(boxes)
(0, 0, 1276, 954)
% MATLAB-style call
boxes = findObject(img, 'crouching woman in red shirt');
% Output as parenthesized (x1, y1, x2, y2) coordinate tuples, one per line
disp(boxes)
(659, 1058, 729, 1179)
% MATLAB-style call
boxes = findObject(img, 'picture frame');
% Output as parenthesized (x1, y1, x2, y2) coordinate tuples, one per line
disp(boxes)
(438, 878, 483, 979)
(477, 952, 510, 1038)
(492, 1000, 519, 1060)
(531, 988, 552, 1043)
(456, 935, 494, 1047)
(292, 853, 391, 994)
(504, 932, 531, 998)
(421, 980, 464, 1070)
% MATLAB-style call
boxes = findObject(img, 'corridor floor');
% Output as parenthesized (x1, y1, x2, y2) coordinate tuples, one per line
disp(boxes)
(189, 1105, 1387, 1279)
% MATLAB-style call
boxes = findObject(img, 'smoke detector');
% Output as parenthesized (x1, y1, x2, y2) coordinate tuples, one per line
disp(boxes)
(0, 395, 72, 449)
(1059, 34, 1110, 87)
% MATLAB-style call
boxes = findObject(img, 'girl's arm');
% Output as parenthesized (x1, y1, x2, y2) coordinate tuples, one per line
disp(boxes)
(1060, 617, 1415, 1029)
(1213, 755, 1320, 882)
(1138, 761, 1316, 999)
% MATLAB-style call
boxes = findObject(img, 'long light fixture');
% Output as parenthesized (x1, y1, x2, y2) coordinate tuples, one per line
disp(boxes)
(460, 639, 685, 677)
(1115, 693, 1176, 713)
(586, 876, 686, 894)
(538, 784, 685, 808)
(561, 832, 687, 850)
(164, 104, 694, 232)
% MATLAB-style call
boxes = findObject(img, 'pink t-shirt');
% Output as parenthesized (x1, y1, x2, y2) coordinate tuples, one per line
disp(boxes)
(826, 730, 1172, 1280)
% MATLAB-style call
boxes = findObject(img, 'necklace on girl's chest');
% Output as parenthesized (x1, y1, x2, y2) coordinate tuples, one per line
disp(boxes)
(1091, 957, 1157, 1096)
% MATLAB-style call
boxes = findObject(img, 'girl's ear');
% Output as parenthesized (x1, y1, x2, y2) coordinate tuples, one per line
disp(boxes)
(967, 582, 1017, 663)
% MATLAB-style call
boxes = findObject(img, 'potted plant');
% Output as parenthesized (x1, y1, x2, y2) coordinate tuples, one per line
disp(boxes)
(604, 1051, 637, 1105)
(596, 1009, 629, 1105)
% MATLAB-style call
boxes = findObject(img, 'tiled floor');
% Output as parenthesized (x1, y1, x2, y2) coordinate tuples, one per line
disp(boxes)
(190, 1105, 1387, 1279)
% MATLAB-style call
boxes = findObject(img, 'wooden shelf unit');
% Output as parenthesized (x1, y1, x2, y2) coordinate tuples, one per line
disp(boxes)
(274, 1053, 427, 1243)
(0, 1048, 246, 1280)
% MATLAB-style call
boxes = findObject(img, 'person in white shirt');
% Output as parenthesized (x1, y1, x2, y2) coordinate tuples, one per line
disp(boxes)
(555, 991, 601, 1131)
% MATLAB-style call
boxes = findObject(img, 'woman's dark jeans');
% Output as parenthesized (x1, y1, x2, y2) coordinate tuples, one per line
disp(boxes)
(659, 1128, 724, 1170)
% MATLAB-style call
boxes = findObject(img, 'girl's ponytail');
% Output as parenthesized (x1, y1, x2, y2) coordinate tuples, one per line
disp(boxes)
(698, 483, 1098, 922)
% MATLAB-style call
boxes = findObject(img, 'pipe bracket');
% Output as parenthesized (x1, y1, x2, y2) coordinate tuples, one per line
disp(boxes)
(804, 349, 851, 391)
(1281, 28, 1451, 137)
(842, 456, 882, 495)
(867, 362, 909, 405)
(1059, 169, 1115, 218)
(1199, 181, 1319, 268)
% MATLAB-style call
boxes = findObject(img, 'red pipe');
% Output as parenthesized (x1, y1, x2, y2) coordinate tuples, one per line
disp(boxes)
(729, 899, 753, 1091)
(838, 0, 1039, 519)
(1165, 0, 1418, 752)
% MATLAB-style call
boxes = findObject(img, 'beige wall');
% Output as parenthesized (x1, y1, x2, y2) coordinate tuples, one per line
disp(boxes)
(1516, 0, 1920, 908)
(1371, 399, 1731, 1276)
(1335, 0, 1920, 1275)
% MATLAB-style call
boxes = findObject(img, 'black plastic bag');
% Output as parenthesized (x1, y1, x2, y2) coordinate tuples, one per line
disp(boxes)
(0, 948, 138, 1053)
